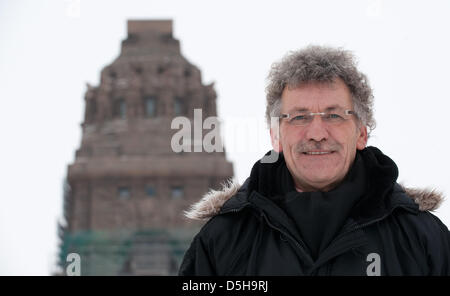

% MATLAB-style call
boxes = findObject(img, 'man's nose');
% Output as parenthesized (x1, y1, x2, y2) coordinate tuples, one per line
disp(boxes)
(304, 115, 329, 142)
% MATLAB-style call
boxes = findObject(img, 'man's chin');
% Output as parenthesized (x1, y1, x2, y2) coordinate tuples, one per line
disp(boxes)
(298, 174, 340, 191)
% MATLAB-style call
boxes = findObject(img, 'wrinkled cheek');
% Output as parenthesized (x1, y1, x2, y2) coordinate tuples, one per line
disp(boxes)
(288, 147, 302, 163)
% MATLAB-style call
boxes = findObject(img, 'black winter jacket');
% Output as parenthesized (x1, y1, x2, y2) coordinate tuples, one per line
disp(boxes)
(179, 147, 450, 275)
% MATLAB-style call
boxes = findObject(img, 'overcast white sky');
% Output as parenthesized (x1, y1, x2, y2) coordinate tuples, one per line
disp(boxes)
(1, 0, 450, 275)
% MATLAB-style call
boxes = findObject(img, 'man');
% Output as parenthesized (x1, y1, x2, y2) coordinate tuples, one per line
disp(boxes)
(178, 45, 450, 275)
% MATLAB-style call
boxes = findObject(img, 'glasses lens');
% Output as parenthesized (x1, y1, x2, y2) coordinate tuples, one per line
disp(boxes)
(289, 113, 312, 126)
(323, 110, 346, 124)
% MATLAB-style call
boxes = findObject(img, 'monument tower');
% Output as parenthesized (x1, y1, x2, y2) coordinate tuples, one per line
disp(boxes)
(58, 20, 234, 275)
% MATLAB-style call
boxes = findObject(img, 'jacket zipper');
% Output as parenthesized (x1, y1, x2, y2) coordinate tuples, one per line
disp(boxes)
(226, 206, 307, 251)
(260, 212, 315, 266)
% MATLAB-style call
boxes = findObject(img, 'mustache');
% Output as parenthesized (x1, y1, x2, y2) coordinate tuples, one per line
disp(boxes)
(294, 141, 341, 153)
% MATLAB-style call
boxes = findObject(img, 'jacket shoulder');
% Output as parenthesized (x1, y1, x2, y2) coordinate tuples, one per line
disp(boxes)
(391, 183, 448, 236)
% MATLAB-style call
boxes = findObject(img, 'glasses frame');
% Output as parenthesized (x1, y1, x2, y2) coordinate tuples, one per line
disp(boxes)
(280, 109, 356, 126)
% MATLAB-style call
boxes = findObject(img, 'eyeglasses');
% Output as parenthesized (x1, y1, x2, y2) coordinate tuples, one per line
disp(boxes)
(280, 109, 356, 126)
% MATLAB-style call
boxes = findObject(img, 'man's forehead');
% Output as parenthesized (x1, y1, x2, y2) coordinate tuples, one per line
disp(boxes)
(281, 80, 353, 112)
(281, 91, 353, 113)
(287, 104, 346, 113)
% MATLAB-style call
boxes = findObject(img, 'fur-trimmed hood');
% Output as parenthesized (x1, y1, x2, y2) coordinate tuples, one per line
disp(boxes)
(184, 179, 444, 220)
(184, 179, 242, 220)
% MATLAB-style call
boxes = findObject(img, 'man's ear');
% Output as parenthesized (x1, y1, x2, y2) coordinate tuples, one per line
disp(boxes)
(270, 127, 283, 153)
(356, 124, 368, 150)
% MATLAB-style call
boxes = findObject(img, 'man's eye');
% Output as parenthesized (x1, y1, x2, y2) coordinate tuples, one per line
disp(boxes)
(326, 113, 343, 119)
(292, 115, 308, 121)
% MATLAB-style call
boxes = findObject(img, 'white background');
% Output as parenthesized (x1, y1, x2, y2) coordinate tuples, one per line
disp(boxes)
(1, 0, 449, 275)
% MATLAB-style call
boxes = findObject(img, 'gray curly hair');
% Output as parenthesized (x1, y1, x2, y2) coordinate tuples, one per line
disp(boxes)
(266, 45, 375, 136)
